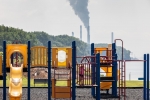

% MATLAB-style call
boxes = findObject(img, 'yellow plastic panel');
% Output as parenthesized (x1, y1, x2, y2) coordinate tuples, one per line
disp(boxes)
(0, 56, 2, 76)
(31, 46, 48, 67)
(52, 47, 72, 67)
(6, 44, 27, 67)
(57, 48, 67, 67)
(9, 64, 23, 99)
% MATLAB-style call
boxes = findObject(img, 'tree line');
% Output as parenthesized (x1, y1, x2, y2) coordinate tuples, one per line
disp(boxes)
(0, 25, 131, 60)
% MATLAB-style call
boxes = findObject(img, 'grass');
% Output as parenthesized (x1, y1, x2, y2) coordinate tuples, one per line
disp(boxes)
(0, 77, 146, 87)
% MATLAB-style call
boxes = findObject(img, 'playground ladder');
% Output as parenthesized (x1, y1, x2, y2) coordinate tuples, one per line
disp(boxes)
(53, 67, 71, 100)
(119, 61, 126, 100)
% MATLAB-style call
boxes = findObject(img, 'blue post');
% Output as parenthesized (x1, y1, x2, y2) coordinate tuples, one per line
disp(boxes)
(72, 41, 76, 100)
(96, 53, 100, 100)
(3, 41, 6, 100)
(112, 43, 116, 95)
(91, 43, 95, 97)
(114, 53, 118, 97)
(27, 41, 30, 100)
(143, 54, 146, 100)
(147, 54, 149, 100)
(48, 41, 51, 100)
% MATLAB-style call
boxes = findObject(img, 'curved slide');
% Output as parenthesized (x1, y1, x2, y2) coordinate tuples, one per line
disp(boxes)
(9, 64, 23, 100)
(100, 67, 119, 90)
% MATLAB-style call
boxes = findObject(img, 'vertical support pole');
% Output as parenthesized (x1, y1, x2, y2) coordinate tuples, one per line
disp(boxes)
(143, 54, 146, 100)
(27, 41, 30, 100)
(3, 41, 6, 100)
(91, 43, 95, 97)
(147, 54, 149, 100)
(112, 43, 115, 95)
(114, 53, 118, 97)
(96, 53, 100, 100)
(48, 41, 51, 100)
(72, 41, 76, 100)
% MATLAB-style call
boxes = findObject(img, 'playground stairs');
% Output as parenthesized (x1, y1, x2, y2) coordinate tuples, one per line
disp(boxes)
(100, 63, 114, 82)
(51, 67, 71, 99)
(100, 62, 114, 96)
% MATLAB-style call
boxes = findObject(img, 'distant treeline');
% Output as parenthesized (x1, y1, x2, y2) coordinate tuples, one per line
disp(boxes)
(0, 25, 131, 60)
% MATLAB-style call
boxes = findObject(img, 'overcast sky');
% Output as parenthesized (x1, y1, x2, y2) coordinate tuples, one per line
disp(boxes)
(0, 0, 150, 59)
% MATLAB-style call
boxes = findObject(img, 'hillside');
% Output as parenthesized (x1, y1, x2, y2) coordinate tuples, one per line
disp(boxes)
(0, 25, 131, 60)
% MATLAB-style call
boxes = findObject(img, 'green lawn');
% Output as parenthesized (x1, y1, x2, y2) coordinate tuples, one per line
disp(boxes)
(0, 77, 146, 87)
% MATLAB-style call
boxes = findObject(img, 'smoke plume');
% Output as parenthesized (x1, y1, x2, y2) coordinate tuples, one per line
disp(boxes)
(68, 0, 89, 28)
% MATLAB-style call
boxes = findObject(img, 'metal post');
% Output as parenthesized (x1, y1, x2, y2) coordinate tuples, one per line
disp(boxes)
(96, 53, 100, 100)
(143, 54, 146, 100)
(72, 41, 76, 100)
(48, 41, 51, 100)
(27, 41, 30, 100)
(3, 41, 6, 100)
(91, 43, 95, 97)
(147, 54, 149, 100)
(114, 53, 118, 97)
(112, 43, 115, 95)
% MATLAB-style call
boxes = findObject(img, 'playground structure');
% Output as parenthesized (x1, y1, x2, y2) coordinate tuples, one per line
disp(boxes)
(0, 40, 149, 100)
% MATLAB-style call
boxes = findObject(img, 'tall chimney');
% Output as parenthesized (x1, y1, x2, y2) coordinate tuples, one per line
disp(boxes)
(80, 25, 82, 40)
(111, 32, 114, 43)
(72, 32, 74, 37)
(87, 26, 90, 44)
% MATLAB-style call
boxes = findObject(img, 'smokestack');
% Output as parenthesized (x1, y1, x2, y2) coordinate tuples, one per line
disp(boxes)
(111, 32, 114, 43)
(72, 32, 74, 37)
(87, 26, 90, 44)
(80, 25, 82, 40)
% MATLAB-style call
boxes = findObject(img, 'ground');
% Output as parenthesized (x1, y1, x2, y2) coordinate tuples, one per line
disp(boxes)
(0, 88, 144, 100)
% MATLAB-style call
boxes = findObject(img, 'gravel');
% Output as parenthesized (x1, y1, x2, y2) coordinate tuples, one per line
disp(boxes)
(0, 88, 144, 100)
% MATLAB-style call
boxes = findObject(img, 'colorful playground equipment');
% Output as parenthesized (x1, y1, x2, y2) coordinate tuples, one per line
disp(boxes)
(9, 64, 23, 100)
(0, 40, 150, 100)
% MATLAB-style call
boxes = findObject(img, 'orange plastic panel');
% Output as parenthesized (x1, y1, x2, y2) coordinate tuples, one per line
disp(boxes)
(31, 46, 48, 67)
(94, 48, 108, 54)
(6, 44, 27, 67)
(55, 87, 71, 93)
(51, 79, 71, 98)
(52, 47, 72, 68)
(108, 44, 112, 61)
(53, 93, 71, 98)
(0, 56, 2, 75)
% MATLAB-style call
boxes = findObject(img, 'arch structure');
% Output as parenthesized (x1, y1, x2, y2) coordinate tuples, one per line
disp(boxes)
(6, 44, 27, 68)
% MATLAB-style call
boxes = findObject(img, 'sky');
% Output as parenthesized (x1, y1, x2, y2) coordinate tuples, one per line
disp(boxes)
(0, 0, 150, 59)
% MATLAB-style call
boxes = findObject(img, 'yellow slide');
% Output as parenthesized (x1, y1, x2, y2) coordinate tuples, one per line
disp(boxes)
(100, 67, 119, 90)
(9, 64, 23, 100)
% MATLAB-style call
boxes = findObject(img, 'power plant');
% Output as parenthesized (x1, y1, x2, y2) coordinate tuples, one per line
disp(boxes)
(72, 25, 90, 45)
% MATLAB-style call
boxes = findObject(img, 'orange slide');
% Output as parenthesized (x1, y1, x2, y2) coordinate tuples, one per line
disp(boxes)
(9, 64, 23, 100)
(100, 67, 119, 90)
